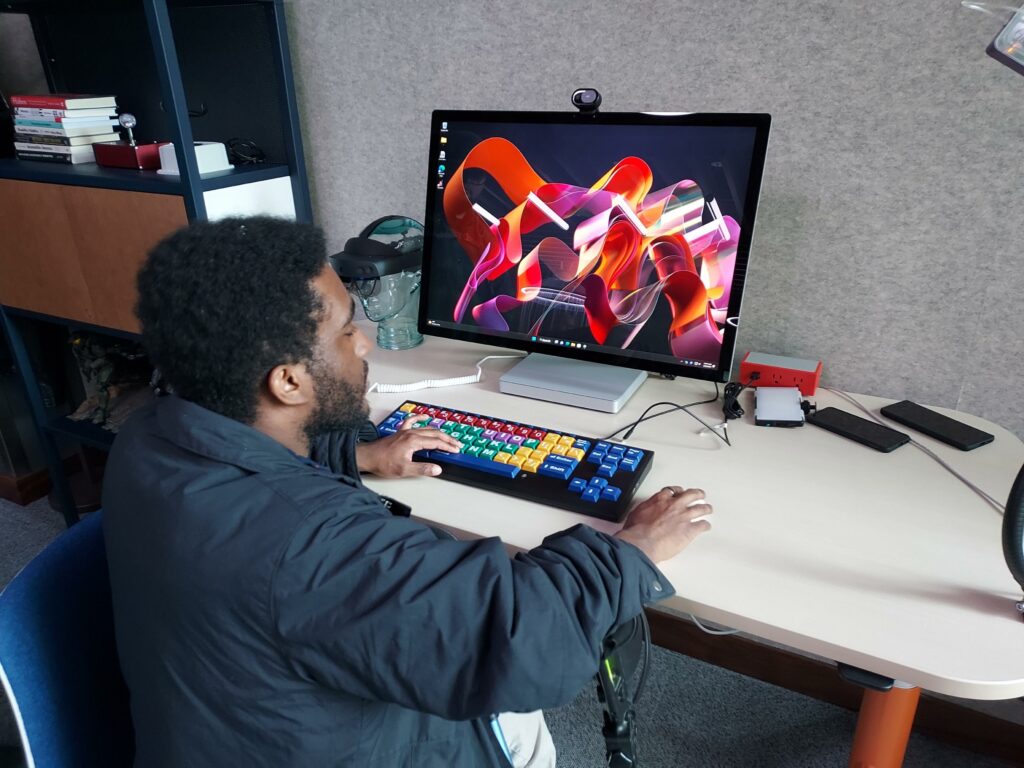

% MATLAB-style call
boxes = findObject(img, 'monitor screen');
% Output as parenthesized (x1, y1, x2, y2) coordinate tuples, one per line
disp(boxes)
(419, 111, 771, 382)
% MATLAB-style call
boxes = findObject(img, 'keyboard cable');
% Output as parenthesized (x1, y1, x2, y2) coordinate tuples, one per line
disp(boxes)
(367, 353, 527, 395)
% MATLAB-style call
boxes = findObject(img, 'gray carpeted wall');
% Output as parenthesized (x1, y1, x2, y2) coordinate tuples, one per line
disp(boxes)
(2, 1, 1023, 437)
(284, 0, 1024, 437)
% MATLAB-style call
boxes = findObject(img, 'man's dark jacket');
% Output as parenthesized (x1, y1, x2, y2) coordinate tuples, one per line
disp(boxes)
(102, 395, 674, 766)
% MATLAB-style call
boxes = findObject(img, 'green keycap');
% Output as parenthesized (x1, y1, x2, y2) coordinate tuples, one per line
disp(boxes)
(443, 421, 457, 430)
(480, 448, 497, 460)
(487, 440, 503, 451)
(474, 437, 489, 448)
(523, 438, 539, 449)
(466, 445, 482, 457)
(468, 426, 484, 437)
(501, 443, 518, 454)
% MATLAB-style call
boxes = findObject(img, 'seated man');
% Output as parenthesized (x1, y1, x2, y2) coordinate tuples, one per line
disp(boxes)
(102, 216, 713, 767)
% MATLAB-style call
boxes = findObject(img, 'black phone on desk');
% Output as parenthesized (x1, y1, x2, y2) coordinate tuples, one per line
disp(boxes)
(879, 400, 994, 451)
(806, 407, 910, 452)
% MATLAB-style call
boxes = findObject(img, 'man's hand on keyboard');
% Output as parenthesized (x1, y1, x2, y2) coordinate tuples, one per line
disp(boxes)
(356, 414, 464, 478)
(614, 486, 712, 564)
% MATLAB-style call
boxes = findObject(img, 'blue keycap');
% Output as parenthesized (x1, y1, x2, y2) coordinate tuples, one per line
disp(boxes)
(424, 449, 520, 478)
(538, 462, 573, 480)
(581, 486, 601, 503)
(574, 439, 592, 452)
(608, 445, 626, 458)
(625, 448, 643, 460)
(587, 476, 608, 489)
(546, 455, 579, 471)
(568, 478, 587, 494)
(597, 463, 617, 479)
(595, 442, 611, 453)
(378, 425, 397, 437)
(587, 452, 606, 465)
(619, 458, 638, 472)
(601, 486, 622, 502)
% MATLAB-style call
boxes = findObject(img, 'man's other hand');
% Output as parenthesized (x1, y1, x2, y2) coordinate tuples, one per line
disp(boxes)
(614, 486, 712, 564)
(356, 413, 462, 478)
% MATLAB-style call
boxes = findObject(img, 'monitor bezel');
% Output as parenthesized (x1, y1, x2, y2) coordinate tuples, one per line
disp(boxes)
(418, 109, 771, 383)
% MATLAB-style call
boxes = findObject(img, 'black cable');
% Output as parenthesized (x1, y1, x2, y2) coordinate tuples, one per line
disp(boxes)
(599, 383, 723, 443)
(722, 372, 760, 420)
(633, 610, 652, 704)
(226, 137, 266, 165)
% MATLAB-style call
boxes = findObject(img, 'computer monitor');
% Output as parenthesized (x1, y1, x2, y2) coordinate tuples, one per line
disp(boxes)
(419, 110, 771, 412)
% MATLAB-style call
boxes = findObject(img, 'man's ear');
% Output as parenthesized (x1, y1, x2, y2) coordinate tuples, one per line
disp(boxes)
(265, 362, 314, 406)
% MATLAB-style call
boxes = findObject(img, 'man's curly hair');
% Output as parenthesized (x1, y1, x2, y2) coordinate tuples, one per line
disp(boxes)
(136, 216, 328, 424)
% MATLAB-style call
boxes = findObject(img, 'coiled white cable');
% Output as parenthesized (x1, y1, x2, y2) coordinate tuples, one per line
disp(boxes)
(366, 354, 526, 395)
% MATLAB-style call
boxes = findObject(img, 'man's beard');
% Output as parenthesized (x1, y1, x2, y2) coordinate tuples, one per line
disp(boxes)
(303, 357, 370, 443)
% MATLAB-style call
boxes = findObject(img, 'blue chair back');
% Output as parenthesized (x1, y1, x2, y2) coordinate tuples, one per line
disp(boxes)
(0, 510, 134, 767)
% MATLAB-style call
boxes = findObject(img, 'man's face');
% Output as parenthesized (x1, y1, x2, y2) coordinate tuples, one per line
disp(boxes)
(303, 266, 372, 442)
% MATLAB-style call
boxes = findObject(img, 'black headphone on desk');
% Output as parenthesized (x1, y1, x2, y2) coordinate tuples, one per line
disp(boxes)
(1004, 463, 1024, 619)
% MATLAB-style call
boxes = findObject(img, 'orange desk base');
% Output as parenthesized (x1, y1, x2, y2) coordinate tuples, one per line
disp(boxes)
(849, 685, 921, 768)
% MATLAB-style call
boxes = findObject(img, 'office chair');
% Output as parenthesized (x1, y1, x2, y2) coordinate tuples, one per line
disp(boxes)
(1004, 462, 1024, 620)
(0, 510, 134, 768)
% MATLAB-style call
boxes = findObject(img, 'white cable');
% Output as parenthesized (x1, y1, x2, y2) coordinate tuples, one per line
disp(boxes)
(824, 388, 1006, 514)
(367, 354, 526, 395)
(960, 1, 1019, 20)
(689, 613, 740, 636)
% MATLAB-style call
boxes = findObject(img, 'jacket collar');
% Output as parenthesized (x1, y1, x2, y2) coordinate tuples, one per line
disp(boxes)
(152, 395, 358, 482)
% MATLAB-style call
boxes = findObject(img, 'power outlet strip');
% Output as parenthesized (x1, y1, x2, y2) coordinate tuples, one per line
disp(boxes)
(738, 351, 822, 396)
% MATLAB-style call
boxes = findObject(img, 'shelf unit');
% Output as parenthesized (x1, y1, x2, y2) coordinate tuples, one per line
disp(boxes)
(0, 0, 312, 525)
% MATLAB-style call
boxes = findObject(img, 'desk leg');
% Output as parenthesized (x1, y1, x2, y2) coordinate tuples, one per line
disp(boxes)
(849, 683, 920, 768)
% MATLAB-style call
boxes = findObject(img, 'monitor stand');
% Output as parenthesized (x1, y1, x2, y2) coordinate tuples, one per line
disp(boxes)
(498, 354, 647, 414)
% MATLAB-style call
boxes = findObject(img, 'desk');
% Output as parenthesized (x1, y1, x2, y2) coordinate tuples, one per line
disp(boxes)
(360, 329, 1024, 767)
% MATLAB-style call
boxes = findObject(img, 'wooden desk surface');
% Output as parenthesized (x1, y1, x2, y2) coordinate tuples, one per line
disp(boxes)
(360, 329, 1024, 700)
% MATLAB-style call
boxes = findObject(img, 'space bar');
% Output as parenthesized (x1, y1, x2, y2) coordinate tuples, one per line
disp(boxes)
(421, 450, 521, 478)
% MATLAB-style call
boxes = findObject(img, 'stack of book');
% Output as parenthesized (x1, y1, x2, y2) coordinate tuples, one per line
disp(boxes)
(10, 93, 118, 165)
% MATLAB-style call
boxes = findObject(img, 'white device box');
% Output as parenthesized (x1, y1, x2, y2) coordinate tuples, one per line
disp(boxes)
(754, 386, 804, 427)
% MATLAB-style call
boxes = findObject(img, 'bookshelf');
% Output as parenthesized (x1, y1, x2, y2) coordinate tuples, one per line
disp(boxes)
(0, 0, 312, 525)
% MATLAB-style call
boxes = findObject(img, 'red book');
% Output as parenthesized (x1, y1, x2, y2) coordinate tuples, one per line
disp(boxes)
(9, 93, 117, 110)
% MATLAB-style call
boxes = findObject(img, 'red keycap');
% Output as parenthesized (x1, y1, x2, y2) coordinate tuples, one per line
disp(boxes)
(438, 410, 451, 420)
(462, 416, 476, 426)
(490, 422, 507, 433)
(516, 426, 531, 436)
(531, 429, 546, 440)
(450, 413, 465, 423)
(414, 405, 428, 414)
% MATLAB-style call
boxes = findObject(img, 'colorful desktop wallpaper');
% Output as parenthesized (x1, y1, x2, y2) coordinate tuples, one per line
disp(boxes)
(425, 121, 758, 369)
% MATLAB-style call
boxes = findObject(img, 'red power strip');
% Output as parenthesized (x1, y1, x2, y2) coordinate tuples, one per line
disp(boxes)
(738, 351, 823, 396)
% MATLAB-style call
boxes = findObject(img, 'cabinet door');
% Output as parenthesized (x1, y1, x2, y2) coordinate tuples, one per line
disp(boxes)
(61, 185, 188, 332)
(0, 179, 95, 323)
(0, 180, 188, 333)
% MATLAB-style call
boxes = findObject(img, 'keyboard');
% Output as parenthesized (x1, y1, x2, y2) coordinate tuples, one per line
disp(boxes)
(375, 400, 654, 522)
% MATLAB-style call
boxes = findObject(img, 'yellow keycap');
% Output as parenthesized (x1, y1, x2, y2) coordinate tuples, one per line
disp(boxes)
(399, 403, 416, 413)
(551, 444, 568, 456)
(530, 449, 549, 462)
(516, 446, 533, 459)
(567, 447, 586, 461)
(539, 440, 557, 452)
(522, 458, 541, 473)
(544, 433, 562, 444)
(558, 435, 575, 446)
(508, 455, 526, 468)
(492, 452, 510, 464)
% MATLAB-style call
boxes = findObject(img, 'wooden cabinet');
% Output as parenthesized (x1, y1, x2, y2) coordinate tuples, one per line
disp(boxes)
(0, 180, 188, 332)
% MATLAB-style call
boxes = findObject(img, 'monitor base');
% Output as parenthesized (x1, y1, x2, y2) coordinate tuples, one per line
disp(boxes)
(499, 354, 647, 414)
